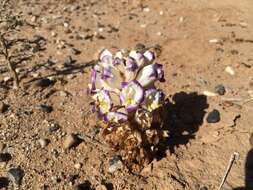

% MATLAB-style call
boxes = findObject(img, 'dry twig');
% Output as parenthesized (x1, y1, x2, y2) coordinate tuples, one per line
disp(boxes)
(0, 33, 19, 89)
(218, 152, 240, 190)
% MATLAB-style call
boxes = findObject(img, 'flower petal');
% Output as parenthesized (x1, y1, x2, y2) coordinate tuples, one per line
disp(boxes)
(129, 50, 145, 67)
(120, 80, 144, 112)
(143, 50, 155, 62)
(143, 88, 165, 111)
(106, 111, 128, 123)
(136, 63, 165, 87)
(93, 90, 113, 114)
(124, 57, 138, 81)
(99, 49, 112, 60)
(155, 63, 165, 82)
(87, 69, 102, 94)
(100, 66, 123, 92)
(135, 64, 157, 87)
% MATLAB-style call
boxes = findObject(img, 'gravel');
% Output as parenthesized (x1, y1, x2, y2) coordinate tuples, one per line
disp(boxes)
(206, 109, 220, 123)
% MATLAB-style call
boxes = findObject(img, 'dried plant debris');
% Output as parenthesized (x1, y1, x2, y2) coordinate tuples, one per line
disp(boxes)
(88, 48, 168, 172)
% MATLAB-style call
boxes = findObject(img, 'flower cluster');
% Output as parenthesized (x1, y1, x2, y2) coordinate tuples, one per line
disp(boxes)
(88, 49, 165, 124)
(88, 48, 167, 171)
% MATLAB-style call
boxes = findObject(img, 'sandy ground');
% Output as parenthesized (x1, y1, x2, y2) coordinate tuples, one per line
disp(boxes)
(0, 0, 253, 189)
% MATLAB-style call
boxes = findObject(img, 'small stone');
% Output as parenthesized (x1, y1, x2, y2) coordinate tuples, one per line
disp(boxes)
(179, 16, 184, 23)
(31, 15, 37, 22)
(225, 66, 235, 75)
(67, 74, 75, 79)
(3, 76, 11, 82)
(74, 163, 82, 170)
(203, 91, 217, 97)
(239, 22, 248, 28)
(74, 181, 92, 190)
(206, 109, 220, 123)
(108, 155, 123, 173)
(96, 184, 107, 190)
(143, 7, 150, 12)
(63, 134, 81, 149)
(214, 84, 226, 95)
(0, 177, 9, 188)
(71, 48, 81, 55)
(51, 149, 59, 158)
(34, 78, 54, 87)
(209, 39, 221, 44)
(0, 153, 11, 162)
(38, 138, 49, 148)
(8, 168, 24, 185)
(140, 24, 146, 28)
(63, 22, 69, 28)
(59, 91, 68, 97)
(249, 133, 253, 148)
(0, 102, 8, 113)
(36, 104, 53, 113)
(51, 31, 57, 37)
(48, 123, 60, 133)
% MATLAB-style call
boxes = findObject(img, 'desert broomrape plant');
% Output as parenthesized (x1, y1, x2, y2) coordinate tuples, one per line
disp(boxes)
(88, 48, 168, 171)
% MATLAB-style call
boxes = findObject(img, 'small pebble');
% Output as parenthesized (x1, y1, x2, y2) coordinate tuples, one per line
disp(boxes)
(108, 155, 123, 173)
(36, 104, 53, 113)
(74, 163, 82, 170)
(38, 138, 49, 148)
(0, 102, 8, 113)
(209, 39, 221, 43)
(0, 153, 11, 162)
(206, 109, 220, 123)
(239, 22, 248, 28)
(48, 123, 60, 133)
(63, 134, 81, 149)
(203, 91, 217, 97)
(3, 76, 11, 82)
(34, 78, 54, 88)
(71, 48, 81, 55)
(59, 91, 68, 97)
(214, 84, 226, 95)
(143, 7, 150, 12)
(0, 177, 9, 188)
(179, 16, 184, 23)
(225, 66, 235, 75)
(8, 168, 24, 185)
(74, 181, 92, 190)
(51, 31, 57, 37)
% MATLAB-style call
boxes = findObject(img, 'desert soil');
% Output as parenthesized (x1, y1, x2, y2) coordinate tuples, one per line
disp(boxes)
(0, 0, 253, 189)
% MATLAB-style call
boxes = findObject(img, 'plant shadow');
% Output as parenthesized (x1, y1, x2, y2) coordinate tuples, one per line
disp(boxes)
(156, 91, 209, 158)
(25, 59, 95, 85)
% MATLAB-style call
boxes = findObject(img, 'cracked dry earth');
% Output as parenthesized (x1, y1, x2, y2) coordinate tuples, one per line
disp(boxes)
(1, 0, 253, 189)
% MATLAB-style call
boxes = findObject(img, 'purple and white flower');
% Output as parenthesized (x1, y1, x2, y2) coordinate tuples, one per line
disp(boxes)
(135, 63, 164, 87)
(120, 80, 144, 112)
(89, 48, 166, 124)
(92, 89, 113, 114)
(143, 89, 165, 111)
